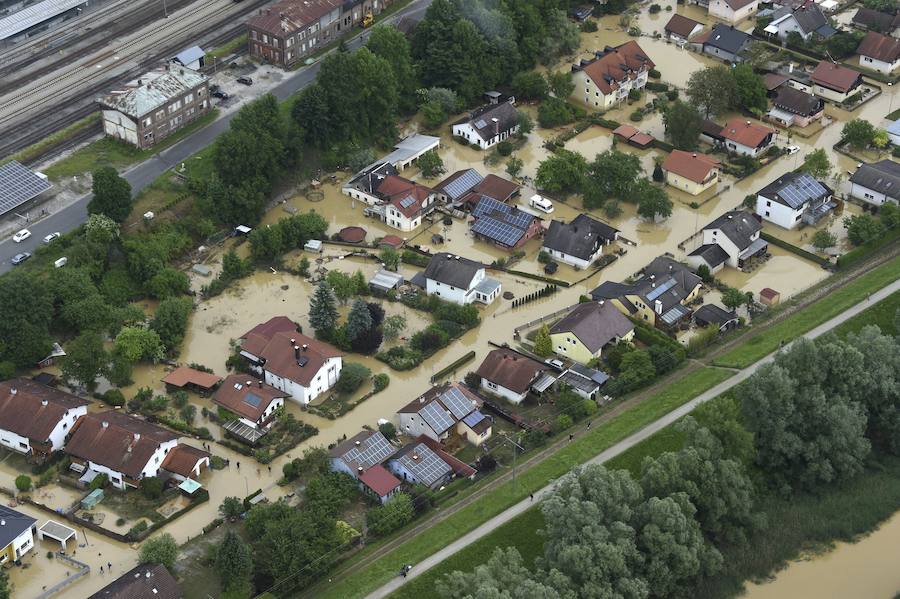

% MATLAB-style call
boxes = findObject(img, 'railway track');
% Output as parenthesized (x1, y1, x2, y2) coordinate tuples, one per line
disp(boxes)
(0, 0, 199, 94)
(0, 0, 267, 159)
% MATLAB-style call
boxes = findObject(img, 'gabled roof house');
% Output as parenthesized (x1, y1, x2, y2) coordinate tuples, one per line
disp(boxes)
(0, 378, 89, 459)
(661, 150, 721, 196)
(664, 14, 704, 43)
(764, 1, 835, 40)
(767, 86, 825, 128)
(397, 383, 491, 446)
(699, 24, 753, 62)
(421, 252, 501, 305)
(470, 196, 543, 250)
(452, 99, 520, 150)
(755, 171, 834, 229)
(542, 213, 618, 269)
(475, 347, 552, 404)
(687, 210, 767, 272)
(809, 60, 864, 102)
(857, 31, 900, 74)
(719, 118, 776, 157)
(849, 159, 900, 206)
(571, 41, 655, 110)
(549, 301, 636, 364)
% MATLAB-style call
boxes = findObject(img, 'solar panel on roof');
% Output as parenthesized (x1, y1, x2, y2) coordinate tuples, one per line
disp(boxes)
(420, 401, 456, 434)
(243, 393, 263, 408)
(400, 444, 452, 486)
(472, 216, 524, 247)
(778, 173, 827, 210)
(645, 277, 678, 301)
(443, 170, 483, 200)
(0, 161, 51, 217)
(440, 387, 475, 420)
(399, 196, 417, 209)
(474, 119, 488, 129)
(343, 432, 395, 470)
(462, 410, 486, 428)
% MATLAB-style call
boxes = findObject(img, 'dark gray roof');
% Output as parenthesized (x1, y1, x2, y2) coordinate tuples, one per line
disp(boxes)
(759, 172, 832, 209)
(591, 281, 636, 302)
(423, 253, 484, 288)
(642, 256, 702, 294)
(454, 101, 519, 142)
(0, 506, 35, 550)
(688, 243, 729, 268)
(774, 87, 823, 117)
(0, 160, 51, 218)
(850, 160, 900, 199)
(851, 7, 900, 32)
(435, 169, 483, 201)
(88, 564, 181, 599)
(773, 3, 828, 35)
(591, 257, 701, 314)
(694, 304, 738, 327)
(704, 210, 762, 251)
(543, 214, 618, 261)
(550, 301, 634, 353)
(703, 24, 752, 55)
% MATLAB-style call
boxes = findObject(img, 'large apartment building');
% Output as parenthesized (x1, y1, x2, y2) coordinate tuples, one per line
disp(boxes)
(247, 0, 387, 68)
(99, 65, 209, 150)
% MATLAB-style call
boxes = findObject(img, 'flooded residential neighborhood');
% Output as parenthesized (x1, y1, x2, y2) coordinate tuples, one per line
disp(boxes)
(0, 0, 898, 596)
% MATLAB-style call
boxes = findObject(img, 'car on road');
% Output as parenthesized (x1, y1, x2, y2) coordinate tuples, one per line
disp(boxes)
(237, 76, 253, 86)
(12, 229, 31, 242)
(212, 90, 230, 100)
(11, 252, 31, 265)
(786, 145, 800, 155)
(43, 232, 61, 244)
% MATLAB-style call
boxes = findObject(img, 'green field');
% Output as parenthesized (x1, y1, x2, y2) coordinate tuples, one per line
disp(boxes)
(714, 254, 900, 369)
(831, 291, 900, 338)
(314, 367, 733, 599)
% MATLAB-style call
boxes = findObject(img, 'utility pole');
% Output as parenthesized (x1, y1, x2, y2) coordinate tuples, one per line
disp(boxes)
(497, 435, 524, 495)
(162, 0, 168, 18)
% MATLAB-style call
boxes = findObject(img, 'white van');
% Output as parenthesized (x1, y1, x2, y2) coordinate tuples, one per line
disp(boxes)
(529, 194, 554, 214)
(54, 257, 68, 268)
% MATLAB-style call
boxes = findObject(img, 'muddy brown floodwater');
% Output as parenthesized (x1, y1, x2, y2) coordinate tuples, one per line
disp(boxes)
(743, 511, 900, 599)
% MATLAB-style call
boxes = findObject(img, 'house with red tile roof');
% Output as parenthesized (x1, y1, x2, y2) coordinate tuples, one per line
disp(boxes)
(160, 444, 210, 482)
(239, 317, 342, 405)
(65, 411, 180, 490)
(329, 430, 402, 503)
(857, 31, 900, 74)
(0, 378, 89, 460)
(161, 366, 221, 395)
(213, 374, 286, 431)
(247, 0, 387, 68)
(571, 41, 655, 110)
(662, 150, 722, 195)
(809, 60, 864, 103)
(475, 347, 551, 404)
(664, 14, 704, 43)
(719, 118, 776, 157)
(340, 170, 435, 232)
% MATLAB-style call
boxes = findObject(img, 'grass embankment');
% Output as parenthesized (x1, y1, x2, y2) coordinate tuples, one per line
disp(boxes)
(314, 367, 733, 599)
(714, 254, 900, 369)
(43, 109, 219, 180)
(208, 33, 247, 59)
(392, 294, 900, 599)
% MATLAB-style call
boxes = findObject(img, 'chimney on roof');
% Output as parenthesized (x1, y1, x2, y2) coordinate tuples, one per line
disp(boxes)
(746, 121, 751, 126)
(294, 345, 300, 359)
(302, 344, 308, 351)
(134, 433, 141, 441)
(258, 380, 263, 388)
(492, 117, 499, 138)
(692, 153, 697, 158)
(412, 454, 419, 461)
(650, 274, 656, 280)
(290, 338, 296, 345)
(138, 79, 143, 86)
(355, 440, 361, 446)
(1, 520, 5, 526)
(146, 571, 152, 578)
(358, 466, 363, 472)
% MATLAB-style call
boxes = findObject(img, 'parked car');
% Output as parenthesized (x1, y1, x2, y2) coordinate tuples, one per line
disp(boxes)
(237, 76, 253, 86)
(544, 261, 559, 275)
(786, 145, 800, 155)
(212, 90, 230, 100)
(43, 232, 61, 244)
(12, 229, 30, 242)
(11, 252, 31, 265)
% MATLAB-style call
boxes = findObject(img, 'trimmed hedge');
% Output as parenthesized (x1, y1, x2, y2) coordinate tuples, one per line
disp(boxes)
(503, 268, 571, 287)
(645, 81, 669, 93)
(431, 351, 476, 383)
(837, 227, 900, 269)
(652, 138, 674, 152)
(630, 318, 686, 360)
(760, 232, 830, 267)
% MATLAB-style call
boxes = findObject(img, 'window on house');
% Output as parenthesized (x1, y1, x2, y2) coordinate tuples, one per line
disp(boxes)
(143, 117, 152, 127)
(183, 94, 191, 105)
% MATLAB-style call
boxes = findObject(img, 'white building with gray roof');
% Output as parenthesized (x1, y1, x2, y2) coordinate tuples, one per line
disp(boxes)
(98, 65, 210, 149)
(422, 252, 500, 305)
(849, 160, 900, 207)
(687, 210, 767, 272)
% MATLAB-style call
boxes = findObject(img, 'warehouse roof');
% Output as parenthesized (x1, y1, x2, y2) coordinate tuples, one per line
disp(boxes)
(0, 160, 51, 218)
(100, 66, 207, 119)
(0, 0, 85, 41)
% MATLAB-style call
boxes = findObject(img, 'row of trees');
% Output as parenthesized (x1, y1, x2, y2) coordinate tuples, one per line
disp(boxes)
(442, 323, 900, 596)
(535, 149, 674, 219)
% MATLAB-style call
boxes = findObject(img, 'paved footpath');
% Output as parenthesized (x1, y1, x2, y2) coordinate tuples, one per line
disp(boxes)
(367, 278, 900, 599)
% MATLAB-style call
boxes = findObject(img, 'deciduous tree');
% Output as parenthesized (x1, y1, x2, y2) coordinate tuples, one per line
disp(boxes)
(687, 66, 736, 118)
(89, 166, 133, 223)
(61, 331, 107, 390)
(139, 533, 178, 570)
(731, 64, 767, 114)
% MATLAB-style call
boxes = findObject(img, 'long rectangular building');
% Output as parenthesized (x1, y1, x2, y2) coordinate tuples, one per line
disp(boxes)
(247, 0, 390, 68)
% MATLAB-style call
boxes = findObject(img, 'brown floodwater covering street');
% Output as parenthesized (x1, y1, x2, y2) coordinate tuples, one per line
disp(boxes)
(13, 3, 898, 596)
(743, 511, 900, 599)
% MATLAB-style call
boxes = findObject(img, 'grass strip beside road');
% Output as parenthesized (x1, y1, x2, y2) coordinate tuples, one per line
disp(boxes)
(714, 254, 900, 369)
(316, 367, 733, 599)
(831, 291, 900, 338)
(0, 113, 102, 167)
(43, 109, 220, 180)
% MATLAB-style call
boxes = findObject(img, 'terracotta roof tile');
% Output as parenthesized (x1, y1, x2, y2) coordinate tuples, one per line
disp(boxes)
(665, 14, 703, 38)
(580, 41, 655, 95)
(246, 0, 342, 37)
(720, 118, 775, 148)
(475, 348, 549, 394)
(161, 366, 221, 390)
(662, 150, 721, 184)
(810, 60, 863, 92)
(358, 464, 402, 496)
(0, 378, 89, 444)
(213, 374, 286, 422)
(160, 444, 209, 478)
(857, 30, 900, 63)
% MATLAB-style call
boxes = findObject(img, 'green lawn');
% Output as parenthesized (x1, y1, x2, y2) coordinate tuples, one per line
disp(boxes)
(714, 254, 900, 369)
(831, 291, 900, 338)
(43, 109, 219, 180)
(1, 113, 101, 167)
(208, 33, 247, 59)
(313, 367, 733, 599)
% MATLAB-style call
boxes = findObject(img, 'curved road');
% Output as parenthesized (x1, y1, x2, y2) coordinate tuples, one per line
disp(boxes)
(0, 0, 431, 273)
(366, 277, 900, 599)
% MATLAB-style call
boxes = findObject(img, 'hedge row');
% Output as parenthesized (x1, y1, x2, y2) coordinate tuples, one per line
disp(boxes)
(431, 350, 476, 383)
(760, 232, 830, 267)
(837, 227, 900, 269)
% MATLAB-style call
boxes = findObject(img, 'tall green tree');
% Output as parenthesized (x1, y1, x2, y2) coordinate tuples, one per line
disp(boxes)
(664, 101, 703, 150)
(150, 296, 193, 352)
(346, 299, 374, 341)
(0, 271, 54, 368)
(535, 150, 586, 196)
(309, 281, 339, 335)
(61, 331, 108, 390)
(138, 533, 179, 570)
(533, 324, 553, 357)
(438, 548, 562, 599)
(687, 66, 736, 118)
(216, 531, 253, 592)
(731, 64, 767, 114)
(844, 213, 886, 246)
(366, 25, 418, 113)
(214, 94, 285, 195)
(799, 149, 832, 180)
(88, 166, 133, 223)
(634, 179, 673, 220)
(842, 119, 876, 148)
(582, 149, 642, 210)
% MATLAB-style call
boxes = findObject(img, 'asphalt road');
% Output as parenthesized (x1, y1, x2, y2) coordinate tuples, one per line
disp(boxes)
(0, 0, 431, 273)
(365, 277, 900, 599)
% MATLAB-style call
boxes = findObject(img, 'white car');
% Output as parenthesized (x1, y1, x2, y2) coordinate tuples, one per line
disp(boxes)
(786, 145, 800, 155)
(12, 229, 31, 243)
(43, 232, 61, 244)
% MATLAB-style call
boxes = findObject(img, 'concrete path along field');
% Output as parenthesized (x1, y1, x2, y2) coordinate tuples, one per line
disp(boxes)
(366, 278, 900, 599)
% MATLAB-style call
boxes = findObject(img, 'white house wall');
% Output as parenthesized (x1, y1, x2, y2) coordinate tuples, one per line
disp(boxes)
(480, 378, 527, 404)
(398, 412, 441, 442)
(0, 429, 30, 455)
(101, 110, 138, 146)
(860, 55, 900, 74)
(757, 195, 803, 229)
(850, 182, 897, 206)
(47, 406, 88, 451)
(11, 528, 34, 560)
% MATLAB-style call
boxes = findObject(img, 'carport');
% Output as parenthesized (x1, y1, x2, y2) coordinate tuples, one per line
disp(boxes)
(37, 520, 76, 550)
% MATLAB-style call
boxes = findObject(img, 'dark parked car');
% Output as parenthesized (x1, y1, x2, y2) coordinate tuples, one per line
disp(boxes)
(544, 261, 559, 275)
(236, 76, 253, 86)
(11, 252, 31, 265)
(212, 90, 230, 99)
